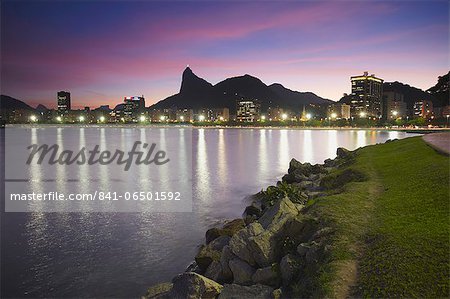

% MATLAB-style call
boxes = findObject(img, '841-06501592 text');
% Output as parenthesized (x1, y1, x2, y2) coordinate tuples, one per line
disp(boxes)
(10, 191, 182, 201)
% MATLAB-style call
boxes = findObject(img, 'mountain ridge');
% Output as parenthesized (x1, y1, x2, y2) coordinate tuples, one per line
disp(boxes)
(1, 95, 37, 111)
(150, 67, 332, 112)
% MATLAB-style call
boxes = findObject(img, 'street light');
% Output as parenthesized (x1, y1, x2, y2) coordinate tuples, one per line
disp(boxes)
(198, 115, 205, 122)
(78, 116, 85, 122)
(219, 116, 224, 121)
(359, 111, 366, 118)
(281, 113, 288, 120)
(29, 115, 37, 122)
(306, 113, 312, 120)
(447, 115, 449, 128)
(159, 115, 166, 121)
(261, 115, 266, 121)
(331, 112, 337, 119)
(139, 115, 146, 122)
(56, 116, 62, 122)
(99, 116, 105, 123)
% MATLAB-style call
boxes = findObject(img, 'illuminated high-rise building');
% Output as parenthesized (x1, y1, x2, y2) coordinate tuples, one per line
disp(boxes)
(236, 99, 260, 122)
(350, 72, 383, 118)
(123, 95, 146, 121)
(57, 91, 71, 113)
(413, 100, 433, 119)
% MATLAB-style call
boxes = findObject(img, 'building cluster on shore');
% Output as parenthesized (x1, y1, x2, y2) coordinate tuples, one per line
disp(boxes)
(4, 72, 450, 126)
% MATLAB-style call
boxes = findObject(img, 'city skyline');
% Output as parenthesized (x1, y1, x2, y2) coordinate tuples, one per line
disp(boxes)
(1, 1, 448, 109)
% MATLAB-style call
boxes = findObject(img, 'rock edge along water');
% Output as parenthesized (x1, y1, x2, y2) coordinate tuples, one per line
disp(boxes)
(143, 146, 364, 299)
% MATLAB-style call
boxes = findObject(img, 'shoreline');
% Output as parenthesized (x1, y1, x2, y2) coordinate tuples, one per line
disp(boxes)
(4, 123, 450, 133)
(143, 135, 449, 298)
(141, 144, 370, 298)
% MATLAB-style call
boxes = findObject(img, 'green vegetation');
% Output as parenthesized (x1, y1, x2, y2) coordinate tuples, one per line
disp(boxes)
(319, 168, 367, 190)
(304, 137, 449, 297)
(259, 182, 307, 208)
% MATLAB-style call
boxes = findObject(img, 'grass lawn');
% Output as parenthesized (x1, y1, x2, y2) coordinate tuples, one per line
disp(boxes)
(310, 136, 449, 297)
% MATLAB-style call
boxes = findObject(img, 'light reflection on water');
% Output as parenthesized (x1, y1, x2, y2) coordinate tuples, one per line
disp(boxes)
(2, 127, 417, 298)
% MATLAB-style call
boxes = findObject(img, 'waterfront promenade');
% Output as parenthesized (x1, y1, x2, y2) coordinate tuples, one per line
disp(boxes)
(423, 132, 450, 155)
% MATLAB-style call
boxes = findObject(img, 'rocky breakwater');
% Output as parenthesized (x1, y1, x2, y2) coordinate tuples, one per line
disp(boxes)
(144, 147, 364, 299)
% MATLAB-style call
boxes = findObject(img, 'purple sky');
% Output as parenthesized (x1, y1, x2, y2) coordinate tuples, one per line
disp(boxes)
(1, 1, 448, 109)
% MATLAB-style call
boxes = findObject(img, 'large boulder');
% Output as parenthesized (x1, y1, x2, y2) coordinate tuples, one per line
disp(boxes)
(220, 245, 235, 282)
(297, 240, 321, 265)
(282, 172, 306, 184)
(336, 147, 353, 160)
(169, 272, 223, 299)
(288, 158, 303, 174)
(204, 260, 223, 282)
(195, 236, 230, 272)
(229, 222, 264, 266)
(243, 205, 261, 218)
(144, 282, 173, 299)
(206, 219, 245, 244)
(218, 284, 274, 299)
(283, 159, 328, 183)
(210, 236, 231, 251)
(252, 265, 280, 287)
(258, 197, 300, 230)
(195, 245, 221, 273)
(280, 254, 300, 286)
(247, 230, 277, 267)
(280, 215, 320, 245)
(247, 198, 301, 267)
(305, 242, 321, 265)
(229, 258, 256, 285)
(205, 228, 222, 245)
(288, 159, 327, 176)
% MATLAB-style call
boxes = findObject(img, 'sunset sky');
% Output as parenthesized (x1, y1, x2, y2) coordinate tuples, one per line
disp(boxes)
(1, 1, 448, 109)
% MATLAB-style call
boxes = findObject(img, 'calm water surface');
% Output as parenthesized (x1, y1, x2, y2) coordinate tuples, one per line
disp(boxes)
(1, 127, 417, 298)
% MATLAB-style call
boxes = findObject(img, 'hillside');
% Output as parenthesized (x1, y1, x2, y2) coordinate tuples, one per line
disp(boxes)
(427, 71, 449, 107)
(150, 67, 331, 112)
(383, 81, 437, 109)
(269, 83, 330, 106)
(0, 95, 36, 111)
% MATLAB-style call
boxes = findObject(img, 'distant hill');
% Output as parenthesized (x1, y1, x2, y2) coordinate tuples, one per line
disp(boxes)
(112, 103, 125, 112)
(180, 67, 214, 96)
(427, 71, 449, 107)
(269, 83, 331, 107)
(383, 81, 437, 110)
(36, 104, 49, 112)
(152, 67, 214, 110)
(150, 67, 331, 112)
(94, 105, 113, 112)
(1, 95, 36, 111)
